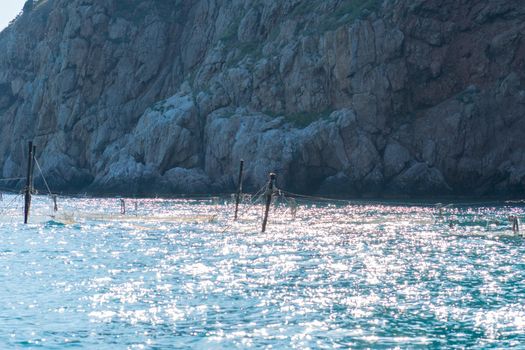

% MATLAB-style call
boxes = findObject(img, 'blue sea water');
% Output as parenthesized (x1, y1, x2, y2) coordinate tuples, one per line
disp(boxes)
(0, 194, 524, 349)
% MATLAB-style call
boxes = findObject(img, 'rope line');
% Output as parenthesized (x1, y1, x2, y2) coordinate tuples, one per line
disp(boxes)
(250, 184, 267, 204)
(280, 190, 353, 204)
(0, 194, 23, 215)
(0, 186, 24, 194)
(0, 177, 25, 182)
(505, 200, 525, 204)
(33, 158, 53, 196)
(219, 184, 270, 233)
(279, 190, 525, 208)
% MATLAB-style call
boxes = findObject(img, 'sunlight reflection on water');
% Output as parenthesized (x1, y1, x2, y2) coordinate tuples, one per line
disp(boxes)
(0, 195, 524, 348)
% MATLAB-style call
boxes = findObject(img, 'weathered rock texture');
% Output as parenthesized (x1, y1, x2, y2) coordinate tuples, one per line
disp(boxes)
(0, 0, 524, 197)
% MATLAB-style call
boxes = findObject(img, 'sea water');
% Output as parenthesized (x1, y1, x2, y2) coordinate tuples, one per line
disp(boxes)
(0, 194, 524, 349)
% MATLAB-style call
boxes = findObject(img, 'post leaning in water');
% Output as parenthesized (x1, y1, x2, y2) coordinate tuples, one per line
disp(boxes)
(234, 160, 244, 221)
(24, 141, 35, 224)
(261, 173, 276, 233)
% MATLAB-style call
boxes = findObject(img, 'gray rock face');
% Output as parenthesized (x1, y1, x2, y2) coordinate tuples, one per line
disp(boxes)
(387, 162, 451, 196)
(0, 0, 524, 197)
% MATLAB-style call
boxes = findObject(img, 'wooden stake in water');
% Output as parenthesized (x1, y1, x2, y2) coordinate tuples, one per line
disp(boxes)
(24, 141, 35, 224)
(261, 173, 276, 233)
(513, 216, 520, 233)
(120, 199, 126, 215)
(234, 160, 244, 221)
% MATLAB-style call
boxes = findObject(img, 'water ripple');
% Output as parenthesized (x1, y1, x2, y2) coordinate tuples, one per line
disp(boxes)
(0, 195, 524, 348)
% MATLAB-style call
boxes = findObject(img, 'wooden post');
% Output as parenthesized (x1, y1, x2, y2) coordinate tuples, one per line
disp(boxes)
(120, 199, 126, 215)
(234, 160, 244, 221)
(24, 141, 34, 224)
(512, 216, 520, 233)
(261, 173, 276, 233)
(53, 195, 58, 212)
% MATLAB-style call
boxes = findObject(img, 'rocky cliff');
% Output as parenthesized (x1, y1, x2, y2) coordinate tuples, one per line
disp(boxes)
(0, 0, 524, 197)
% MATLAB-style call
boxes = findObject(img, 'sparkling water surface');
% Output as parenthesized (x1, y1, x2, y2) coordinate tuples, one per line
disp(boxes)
(0, 194, 524, 348)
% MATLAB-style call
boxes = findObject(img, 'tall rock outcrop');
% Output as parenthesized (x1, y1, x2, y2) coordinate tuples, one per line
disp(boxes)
(0, 0, 524, 197)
